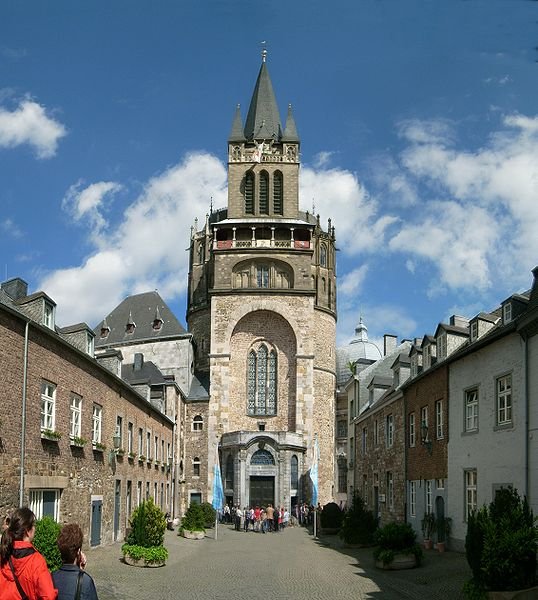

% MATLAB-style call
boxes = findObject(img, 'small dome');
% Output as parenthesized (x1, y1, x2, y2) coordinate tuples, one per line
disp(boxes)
(336, 317, 382, 384)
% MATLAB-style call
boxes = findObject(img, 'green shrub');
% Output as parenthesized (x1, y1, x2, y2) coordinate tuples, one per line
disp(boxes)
(339, 493, 378, 545)
(180, 503, 206, 533)
(126, 498, 166, 548)
(121, 544, 168, 564)
(33, 516, 62, 572)
(200, 502, 216, 528)
(373, 521, 423, 566)
(320, 502, 344, 529)
(464, 487, 538, 594)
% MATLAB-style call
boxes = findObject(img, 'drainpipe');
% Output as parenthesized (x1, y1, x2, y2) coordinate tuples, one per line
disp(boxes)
(523, 334, 529, 498)
(19, 320, 29, 505)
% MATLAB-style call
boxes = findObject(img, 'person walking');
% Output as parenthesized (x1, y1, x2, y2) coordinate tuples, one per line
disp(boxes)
(52, 524, 98, 600)
(0, 506, 57, 600)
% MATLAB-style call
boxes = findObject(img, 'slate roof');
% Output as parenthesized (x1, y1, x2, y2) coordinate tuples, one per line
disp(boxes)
(58, 323, 92, 334)
(121, 360, 167, 386)
(243, 61, 283, 142)
(187, 371, 210, 402)
(94, 291, 187, 347)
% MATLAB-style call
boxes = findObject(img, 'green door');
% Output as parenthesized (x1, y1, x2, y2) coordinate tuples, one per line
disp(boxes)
(250, 476, 274, 507)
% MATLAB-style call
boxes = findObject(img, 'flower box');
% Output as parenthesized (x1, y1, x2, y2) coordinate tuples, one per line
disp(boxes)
(70, 436, 87, 448)
(41, 429, 61, 441)
(138, 455, 145, 462)
(128, 452, 136, 460)
(92, 442, 106, 452)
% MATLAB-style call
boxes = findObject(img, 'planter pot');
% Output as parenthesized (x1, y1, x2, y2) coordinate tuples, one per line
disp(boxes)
(423, 539, 433, 550)
(487, 587, 538, 600)
(181, 530, 205, 540)
(123, 554, 165, 568)
(375, 553, 418, 571)
(436, 541, 446, 553)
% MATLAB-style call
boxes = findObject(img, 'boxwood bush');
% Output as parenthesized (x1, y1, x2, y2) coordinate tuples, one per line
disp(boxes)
(320, 502, 344, 530)
(180, 503, 206, 533)
(33, 516, 62, 572)
(373, 521, 423, 566)
(339, 493, 378, 545)
(126, 497, 166, 548)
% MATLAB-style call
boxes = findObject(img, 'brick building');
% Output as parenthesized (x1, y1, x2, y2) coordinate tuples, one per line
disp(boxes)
(0, 279, 174, 546)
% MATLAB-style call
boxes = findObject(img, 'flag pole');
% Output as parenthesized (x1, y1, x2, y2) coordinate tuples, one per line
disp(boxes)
(212, 434, 225, 541)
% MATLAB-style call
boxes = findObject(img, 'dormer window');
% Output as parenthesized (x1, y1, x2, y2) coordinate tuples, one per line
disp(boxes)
(100, 325, 110, 338)
(410, 355, 418, 377)
(153, 318, 163, 331)
(86, 333, 94, 356)
(437, 332, 447, 360)
(470, 321, 478, 341)
(43, 301, 54, 329)
(423, 345, 431, 369)
(503, 303, 512, 324)
(126, 311, 136, 334)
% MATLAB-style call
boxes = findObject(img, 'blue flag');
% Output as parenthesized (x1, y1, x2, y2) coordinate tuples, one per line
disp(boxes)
(212, 445, 225, 511)
(310, 436, 319, 506)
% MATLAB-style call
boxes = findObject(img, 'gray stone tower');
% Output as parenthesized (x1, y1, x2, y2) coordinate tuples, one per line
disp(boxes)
(187, 52, 337, 509)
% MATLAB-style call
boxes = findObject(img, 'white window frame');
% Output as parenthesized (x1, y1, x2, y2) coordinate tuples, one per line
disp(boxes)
(86, 333, 94, 356)
(410, 355, 418, 378)
(465, 388, 479, 432)
(470, 321, 478, 341)
(138, 428, 143, 456)
(435, 400, 444, 439)
(146, 431, 151, 459)
(386, 414, 394, 448)
(127, 422, 133, 454)
(29, 489, 60, 521)
(193, 456, 201, 477)
(465, 469, 477, 520)
(423, 344, 431, 369)
(436, 478, 445, 490)
(503, 303, 512, 323)
(421, 406, 429, 440)
(41, 382, 56, 432)
(437, 332, 447, 360)
(43, 301, 55, 329)
(192, 415, 203, 431)
(497, 374, 512, 426)
(70, 395, 82, 439)
(92, 404, 102, 443)
(154, 435, 158, 461)
(409, 413, 416, 447)
(409, 481, 416, 517)
(425, 480, 433, 514)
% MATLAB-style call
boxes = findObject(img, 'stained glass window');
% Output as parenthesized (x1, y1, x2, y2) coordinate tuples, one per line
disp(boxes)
(251, 449, 275, 465)
(247, 350, 256, 414)
(247, 344, 277, 416)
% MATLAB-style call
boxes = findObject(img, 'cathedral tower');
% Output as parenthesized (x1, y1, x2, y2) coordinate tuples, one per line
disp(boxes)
(187, 52, 336, 508)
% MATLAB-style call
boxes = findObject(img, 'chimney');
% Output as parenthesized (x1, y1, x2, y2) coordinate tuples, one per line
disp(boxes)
(449, 315, 469, 329)
(1, 277, 28, 301)
(133, 353, 144, 371)
(383, 334, 398, 356)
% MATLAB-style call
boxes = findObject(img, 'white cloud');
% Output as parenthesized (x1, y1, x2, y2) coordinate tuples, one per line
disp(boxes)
(312, 151, 334, 168)
(62, 181, 123, 237)
(39, 152, 227, 326)
(397, 118, 455, 145)
(0, 99, 66, 158)
(338, 264, 368, 297)
(1, 218, 23, 239)
(299, 165, 398, 255)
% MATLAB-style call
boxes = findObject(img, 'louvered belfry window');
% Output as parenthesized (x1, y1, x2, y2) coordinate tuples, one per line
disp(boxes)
(245, 172, 254, 214)
(259, 171, 269, 214)
(247, 344, 277, 416)
(273, 171, 283, 214)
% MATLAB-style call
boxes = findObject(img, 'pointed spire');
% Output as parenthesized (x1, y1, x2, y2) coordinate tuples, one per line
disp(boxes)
(244, 58, 282, 142)
(354, 316, 368, 342)
(228, 104, 245, 142)
(282, 104, 299, 142)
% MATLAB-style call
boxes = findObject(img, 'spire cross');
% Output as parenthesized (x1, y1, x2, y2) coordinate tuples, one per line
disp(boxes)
(261, 41, 267, 63)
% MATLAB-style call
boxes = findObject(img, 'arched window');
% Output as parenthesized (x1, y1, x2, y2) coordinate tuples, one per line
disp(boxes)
(291, 455, 299, 489)
(193, 457, 200, 476)
(244, 172, 254, 214)
(257, 265, 269, 288)
(259, 171, 269, 214)
(225, 455, 234, 489)
(192, 415, 203, 431)
(320, 244, 327, 267)
(273, 171, 283, 215)
(247, 344, 277, 416)
(251, 449, 275, 465)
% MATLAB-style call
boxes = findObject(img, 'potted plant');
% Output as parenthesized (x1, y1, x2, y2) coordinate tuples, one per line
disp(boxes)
(320, 501, 344, 534)
(339, 492, 378, 547)
(421, 511, 436, 549)
(70, 436, 87, 448)
(436, 516, 452, 553)
(122, 498, 168, 567)
(92, 441, 106, 452)
(41, 429, 62, 441)
(200, 502, 217, 528)
(464, 487, 538, 598)
(179, 503, 206, 539)
(373, 521, 423, 570)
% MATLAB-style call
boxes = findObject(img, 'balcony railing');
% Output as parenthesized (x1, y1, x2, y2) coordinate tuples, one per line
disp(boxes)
(216, 240, 310, 250)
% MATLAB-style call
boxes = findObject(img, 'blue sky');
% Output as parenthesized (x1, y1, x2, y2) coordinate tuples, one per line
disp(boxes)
(1, 0, 537, 347)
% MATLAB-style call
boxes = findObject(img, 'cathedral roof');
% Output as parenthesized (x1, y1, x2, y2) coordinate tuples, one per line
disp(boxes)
(228, 104, 246, 142)
(282, 104, 299, 142)
(336, 317, 383, 384)
(94, 291, 187, 347)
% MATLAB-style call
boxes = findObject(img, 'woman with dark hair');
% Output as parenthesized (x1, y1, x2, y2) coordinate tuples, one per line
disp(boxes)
(0, 507, 57, 600)
(52, 524, 98, 600)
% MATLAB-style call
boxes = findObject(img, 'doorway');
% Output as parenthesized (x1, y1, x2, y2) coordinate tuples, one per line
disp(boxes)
(249, 476, 274, 508)
(90, 500, 102, 547)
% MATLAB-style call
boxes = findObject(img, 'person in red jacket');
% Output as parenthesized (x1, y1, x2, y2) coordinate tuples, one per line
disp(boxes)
(0, 507, 57, 600)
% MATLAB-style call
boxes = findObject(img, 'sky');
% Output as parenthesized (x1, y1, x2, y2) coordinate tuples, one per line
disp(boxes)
(1, 0, 537, 348)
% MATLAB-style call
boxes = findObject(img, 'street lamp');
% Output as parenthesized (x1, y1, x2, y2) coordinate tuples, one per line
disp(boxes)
(421, 421, 432, 454)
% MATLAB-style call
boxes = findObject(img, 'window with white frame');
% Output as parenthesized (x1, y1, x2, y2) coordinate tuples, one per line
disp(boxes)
(470, 321, 478, 341)
(29, 489, 60, 520)
(437, 332, 447, 360)
(409, 413, 416, 447)
(503, 303, 512, 323)
(465, 469, 477, 519)
(386, 414, 394, 448)
(425, 480, 433, 514)
(497, 374, 512, 426)
(146, 431, 151, 458)
(70, 394, 82, 439)
(137, 481, 142, 506)
(41, 382, 56, 432)
(410, 354, 418, 378)
(193, 456, 201, 477)
(138, 428, 143, 456)
(92, 404, 102, 443)
(85, 332, 94, 356)
(423, 345, 431, 369)
(161, 439, 165, 463)
(435, 400, 444, 439)
(409, 481, 416, 517)
(116, 416, 123, 448)
(192, 415, 203, 431)
(387, 471, 394, 509)
(421, 406, 429, 440)
(361, 426, 368, 455)
(126, 481, 132, 518)
(43, 302, 54, 329)
(337, 420, 347, 438)
(465, 388, 479, 432)
(127, 422, 133, 454)
(154, 435, 158, 461)
(436, 479, 445, 490)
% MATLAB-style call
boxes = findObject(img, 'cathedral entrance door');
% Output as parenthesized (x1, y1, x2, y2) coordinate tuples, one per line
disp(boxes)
(250, 476, 274, 508)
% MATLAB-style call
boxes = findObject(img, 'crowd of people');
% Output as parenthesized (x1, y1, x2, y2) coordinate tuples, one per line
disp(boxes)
(0, 507, 98, 600)
(220, 502, 317, 533)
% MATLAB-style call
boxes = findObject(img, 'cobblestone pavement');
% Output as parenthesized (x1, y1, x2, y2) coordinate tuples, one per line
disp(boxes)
(86, 524, 470, 600)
